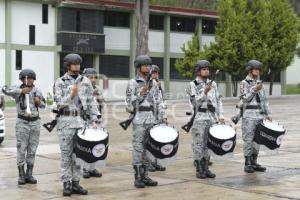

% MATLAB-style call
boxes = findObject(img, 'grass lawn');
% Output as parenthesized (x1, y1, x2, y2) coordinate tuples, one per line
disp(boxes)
(287, 85, 300, 94)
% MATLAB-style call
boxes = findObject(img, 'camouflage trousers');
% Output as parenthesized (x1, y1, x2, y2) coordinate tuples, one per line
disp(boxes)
(191, 120, 214, 160)
(242, 118, 260, 156)
(58, 128, 81, 183)
(15, 118, 41, 166)
(132, 123, 153, 166)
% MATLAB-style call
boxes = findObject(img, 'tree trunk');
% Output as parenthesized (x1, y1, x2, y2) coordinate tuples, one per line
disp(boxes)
(269, 71, 275, 96)
(135, 0, 149, 56)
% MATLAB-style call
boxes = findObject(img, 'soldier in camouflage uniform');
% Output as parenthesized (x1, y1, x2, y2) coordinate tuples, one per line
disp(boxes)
(126, 55, 167, 188)
(54, 54, 100, 196)
(240, 60, 271, 173)
(82, 68, 103, 179)
(147, 65, 167, 172)
(187, 60, 224, 179)
(2, 69, 45, 185)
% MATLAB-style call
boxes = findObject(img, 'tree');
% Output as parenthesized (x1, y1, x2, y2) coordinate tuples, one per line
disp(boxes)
(135, 0, 149, 55)
(265, 0, 299, 95)
(175, 33, 202, 78)
(176, 0, 300, 96)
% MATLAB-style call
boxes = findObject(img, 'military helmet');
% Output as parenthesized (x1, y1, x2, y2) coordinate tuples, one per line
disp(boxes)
(63, 53, 82, 68)
(151, 65, 160, 73)
(134, 55, 152, 68)
(19, 69, 36, 80)
(245, 60, 262, 71)
(82, 68, 97, 77)
(194, 60, 211, 72)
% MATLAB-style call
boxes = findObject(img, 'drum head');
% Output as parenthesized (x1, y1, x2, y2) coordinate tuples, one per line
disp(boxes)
(77, 128, 108, 141)
(262, 120, 285, 132)
(209, 124, 235, 140)
(150, 125, 178, 143)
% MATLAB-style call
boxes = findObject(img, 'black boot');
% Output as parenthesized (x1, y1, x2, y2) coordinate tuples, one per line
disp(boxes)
(18, 165, 26, 185)
(25, 164, 37, 184)
(195, 160, 206, 179)
(133, 165, 145, 188)
(148, 163, 156, 172)
(72, 181, 88, 195)
(252, 154, 266, 172)
(153, 162, 166, 171)
(204, 158, 216, 178)
(89, 169, 102, 177)
(244, 156, 255, 173)
(142, 165, 158, 186)
(63, 181, 72, 196)
(83, 168, 90, 179)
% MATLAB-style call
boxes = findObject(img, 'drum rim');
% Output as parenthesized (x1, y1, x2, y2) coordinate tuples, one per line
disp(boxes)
(77, 128, 109, 140)
(150, 125, 178, 142)
(260, 120, 285, 133)
(209, 124, 236, 139)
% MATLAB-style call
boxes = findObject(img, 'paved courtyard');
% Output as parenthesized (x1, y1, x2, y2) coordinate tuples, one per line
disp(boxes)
(0, 96, 299, 200)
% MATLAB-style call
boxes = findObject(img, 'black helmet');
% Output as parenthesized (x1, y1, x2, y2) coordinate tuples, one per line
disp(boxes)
(63, 53, 82, 68)
(19, 69, 36, 80)
(134, 55, 152, 68)
(151, 65, 160, 73)
(195, 60, 210, 72)
(82, 68, 97, 77)
(246, 60, 262, 71)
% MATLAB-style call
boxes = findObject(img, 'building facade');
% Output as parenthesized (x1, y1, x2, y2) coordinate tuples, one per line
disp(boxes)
(0, 0, 294, 100)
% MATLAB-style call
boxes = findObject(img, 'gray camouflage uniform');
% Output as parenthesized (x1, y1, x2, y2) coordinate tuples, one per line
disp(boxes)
(54, 73, 99, 183)
(187, 77, 224, 160)
(126, 75, 166, 167)
(2, 85, 45, 166)
(240, 75, 271, 156)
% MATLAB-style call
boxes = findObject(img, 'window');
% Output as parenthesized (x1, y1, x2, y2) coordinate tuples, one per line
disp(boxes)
(16, 50, 22, 70)
(29, 25, 35, 45)
(150, 15, 164, 30)
(104, 11, 130, 27)
(99, 55, 129, 78)
(202, 19, 217, 34)
(76, 10, 81, 32)
(170, 17, 196, 32)
(151, 57, 164, 79)
(58, 8, 104, 33)
(42, 4, 48, 24)
(170, 58, 186, 80)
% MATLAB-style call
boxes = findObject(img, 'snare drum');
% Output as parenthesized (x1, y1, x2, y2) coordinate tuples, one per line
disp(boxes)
(146, 124, 179, 166)
(208, 124, 236, 156)
(74, 127, 109, 169)
(254, 120, 285, 150)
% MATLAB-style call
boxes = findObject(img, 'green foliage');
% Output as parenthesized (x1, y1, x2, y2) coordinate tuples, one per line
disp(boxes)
(176, 0, 300, 96)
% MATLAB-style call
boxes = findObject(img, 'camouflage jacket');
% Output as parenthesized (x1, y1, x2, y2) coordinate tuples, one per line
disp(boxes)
(2, 85, 45, 117)
(93, 85, 104, 112)
(126, 75, 166, 125)
(240, 75, 271, 119)
(53, 73, 100, 129)
(186, 77, 224, 121)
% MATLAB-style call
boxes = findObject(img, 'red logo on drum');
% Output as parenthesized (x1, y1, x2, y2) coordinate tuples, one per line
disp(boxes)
(161, 144, 174, 156)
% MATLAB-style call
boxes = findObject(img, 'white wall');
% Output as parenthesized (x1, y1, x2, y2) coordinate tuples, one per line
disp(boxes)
(0, 50, 5, 86)
(0, 0, 5, 43)
(286, 55, 300, 85)
(10, 50, 54, 96)
(201, 34, 215, 49)
(170, 32, 193, 53)
(104, 27, 130, 50)
(11, 1, 55, 46)
(149, 31, 164, 52)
